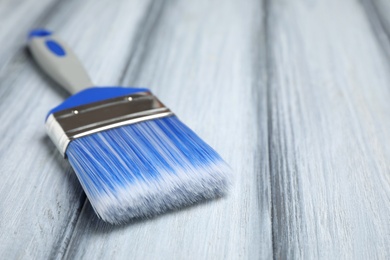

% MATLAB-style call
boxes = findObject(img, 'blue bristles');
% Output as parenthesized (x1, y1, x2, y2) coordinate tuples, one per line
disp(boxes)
(66, 116, 231, 224)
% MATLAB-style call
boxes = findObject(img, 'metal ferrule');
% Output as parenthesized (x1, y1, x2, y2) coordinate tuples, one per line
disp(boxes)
(45, 91, 173, 157)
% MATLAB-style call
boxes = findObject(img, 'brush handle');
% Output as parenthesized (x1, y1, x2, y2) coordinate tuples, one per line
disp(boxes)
(28, 29, 93, 94)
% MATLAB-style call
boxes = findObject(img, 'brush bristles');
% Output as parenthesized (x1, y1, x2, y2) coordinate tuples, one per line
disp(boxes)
(66, 116, 231, 224)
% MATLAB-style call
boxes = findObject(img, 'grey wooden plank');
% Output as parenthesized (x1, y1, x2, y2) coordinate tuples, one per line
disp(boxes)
(370, 0, 390, 31)
(0, 0, 151, 258)
(65, 0, 272, 259)
(267, 0, 390, 258)
(0, 0, 59, 70)
(361, 0, 390, 58)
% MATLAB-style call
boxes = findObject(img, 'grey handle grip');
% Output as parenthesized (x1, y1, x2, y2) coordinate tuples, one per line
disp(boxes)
(28, 31, 93, 94)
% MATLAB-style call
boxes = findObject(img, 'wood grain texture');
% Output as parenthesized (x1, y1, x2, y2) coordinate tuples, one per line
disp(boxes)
(0, 0, 60, 70)
(362, 0, 390, 59)
(0, 0, 150, 258)
(2, 0, 390, 259)
(267, 0, 390, 258)
(64, 0, 273, 259)
(369, 0, 390, 32)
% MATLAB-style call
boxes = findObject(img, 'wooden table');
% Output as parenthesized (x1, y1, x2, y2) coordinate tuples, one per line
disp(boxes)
(1, 0, 389, 258)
